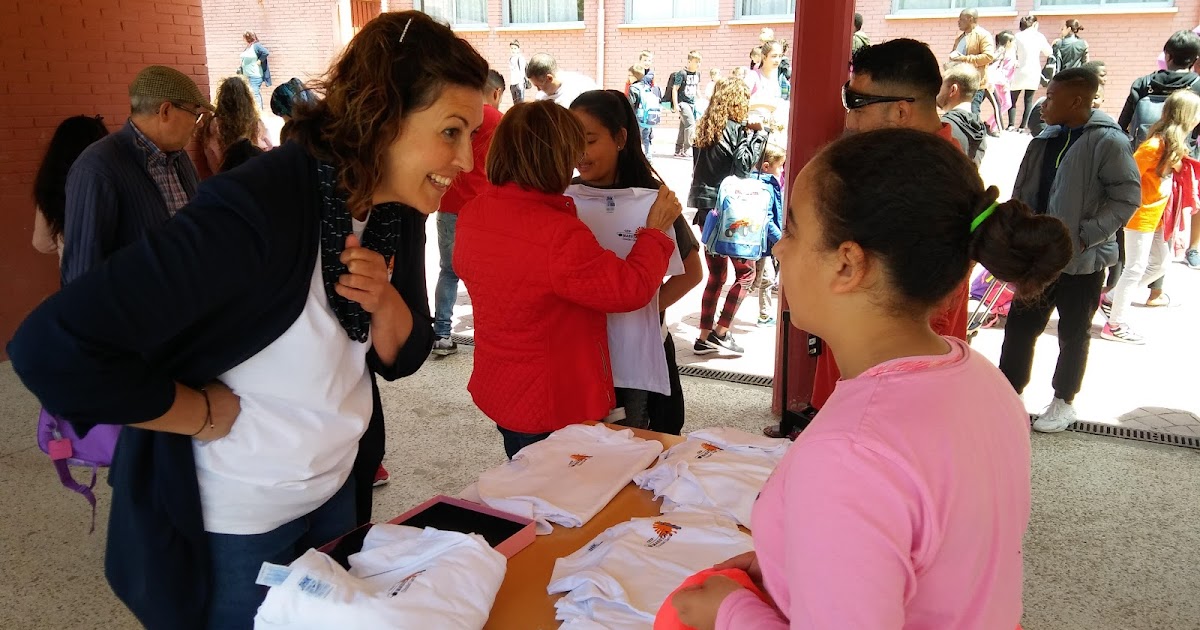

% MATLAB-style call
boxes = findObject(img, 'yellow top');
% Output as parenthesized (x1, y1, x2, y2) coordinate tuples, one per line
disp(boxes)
(1128, 137, 1173, 233)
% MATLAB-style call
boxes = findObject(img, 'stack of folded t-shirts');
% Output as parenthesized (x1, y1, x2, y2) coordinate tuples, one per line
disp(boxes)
(548, 510, 754, 629)
(477, 423, 664, 534)
(632, 427, 789, 528)
(253, 524, 506, 630)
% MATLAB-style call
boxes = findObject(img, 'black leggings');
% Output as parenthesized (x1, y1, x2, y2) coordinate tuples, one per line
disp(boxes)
(1012, 89, 1037, 128)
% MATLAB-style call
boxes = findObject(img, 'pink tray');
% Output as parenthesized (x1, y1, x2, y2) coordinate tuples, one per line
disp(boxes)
(388, 494, 536, 559)
(318, 495, 536, 559)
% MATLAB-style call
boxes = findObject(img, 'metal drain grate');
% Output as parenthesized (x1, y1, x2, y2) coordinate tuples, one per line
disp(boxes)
(1067, 420, 1200, 450)
(449, 334, 476, 347)
(678, 365, 773, 388)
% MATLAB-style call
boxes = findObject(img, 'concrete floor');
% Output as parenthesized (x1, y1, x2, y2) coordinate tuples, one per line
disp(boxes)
(2, 354, 1199, 629)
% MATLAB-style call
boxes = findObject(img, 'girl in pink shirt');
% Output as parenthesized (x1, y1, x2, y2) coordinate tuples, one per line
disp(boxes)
(672, 129, 1073, 629)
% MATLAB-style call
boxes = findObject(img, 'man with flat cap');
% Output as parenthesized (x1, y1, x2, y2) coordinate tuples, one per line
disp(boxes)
(61, 65, 212, 283)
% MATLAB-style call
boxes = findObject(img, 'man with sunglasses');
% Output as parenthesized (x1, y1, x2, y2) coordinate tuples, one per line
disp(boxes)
(61, 65, 211, 284)
(768, 38, 969, 440)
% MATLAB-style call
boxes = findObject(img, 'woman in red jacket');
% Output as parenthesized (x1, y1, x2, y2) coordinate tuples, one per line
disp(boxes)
(455, 101, 682, 458)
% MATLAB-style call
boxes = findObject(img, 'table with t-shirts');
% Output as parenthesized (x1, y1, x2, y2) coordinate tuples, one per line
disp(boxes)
(484, 426, 685, 629)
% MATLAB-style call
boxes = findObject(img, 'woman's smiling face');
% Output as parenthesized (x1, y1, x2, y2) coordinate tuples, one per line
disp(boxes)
(373, 84, 483, 214)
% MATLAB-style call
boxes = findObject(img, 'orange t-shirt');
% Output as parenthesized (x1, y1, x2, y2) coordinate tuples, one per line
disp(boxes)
(1127, 137, 1172, 233)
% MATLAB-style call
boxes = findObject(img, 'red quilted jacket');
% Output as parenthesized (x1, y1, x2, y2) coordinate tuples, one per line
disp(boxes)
(454, 183, 675, 434)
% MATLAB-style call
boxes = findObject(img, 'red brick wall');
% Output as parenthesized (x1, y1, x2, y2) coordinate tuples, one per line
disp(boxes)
(0, 0, 210, 360)
(856, 0, 1200, 119)
(200, 0, 343, 104)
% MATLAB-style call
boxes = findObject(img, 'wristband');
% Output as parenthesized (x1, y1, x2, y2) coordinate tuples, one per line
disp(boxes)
(190, 387, 214, 437)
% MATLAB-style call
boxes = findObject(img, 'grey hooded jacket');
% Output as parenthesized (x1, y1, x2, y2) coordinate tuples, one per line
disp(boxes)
(1011, 110, 1140, 276)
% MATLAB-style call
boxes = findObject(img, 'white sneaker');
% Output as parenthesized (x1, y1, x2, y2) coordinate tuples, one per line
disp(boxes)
(1032, 398, 1077, 433)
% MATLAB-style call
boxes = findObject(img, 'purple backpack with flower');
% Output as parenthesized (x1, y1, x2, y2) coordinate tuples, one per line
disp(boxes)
(36, 409, 121, 532)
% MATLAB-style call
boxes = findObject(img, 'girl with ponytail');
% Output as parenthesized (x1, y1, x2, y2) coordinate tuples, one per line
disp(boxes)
(672, 128, 1071, 629)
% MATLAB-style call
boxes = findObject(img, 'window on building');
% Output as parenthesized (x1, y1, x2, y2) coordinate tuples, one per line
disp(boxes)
(1034, 0, 1172, 7)
(736, 0, 795, 18)
(419, 0, 487, 25)
(505, 0, 584, 24)
(626, 0, 718, 23)
(893, 0, 1013, 11)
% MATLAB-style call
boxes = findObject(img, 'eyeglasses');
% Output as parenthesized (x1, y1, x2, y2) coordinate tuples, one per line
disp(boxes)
(172, 102, 205, 125)
(841, 82, 917, 111)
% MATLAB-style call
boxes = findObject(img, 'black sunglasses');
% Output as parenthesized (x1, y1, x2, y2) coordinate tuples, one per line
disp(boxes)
(841, 82, 917, 111)
(171, 102, 204, 123)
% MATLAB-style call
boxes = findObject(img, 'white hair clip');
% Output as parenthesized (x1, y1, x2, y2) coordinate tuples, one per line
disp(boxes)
(399, 19, 412, 43)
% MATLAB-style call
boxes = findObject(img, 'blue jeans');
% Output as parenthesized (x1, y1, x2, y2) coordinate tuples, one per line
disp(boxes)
(248, 75, 264, 110)
(497, 426, 552, 459)
(434, 212, 460, 339)
(205, 479, 356, 630)
(971, 88, 986, 117)
(640, 126, 652, 157)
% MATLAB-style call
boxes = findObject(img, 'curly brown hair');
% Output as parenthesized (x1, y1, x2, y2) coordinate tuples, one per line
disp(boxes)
(693, 78, 750, 149)
(205, 76, 261, 152)
(288, 11, 488, 212)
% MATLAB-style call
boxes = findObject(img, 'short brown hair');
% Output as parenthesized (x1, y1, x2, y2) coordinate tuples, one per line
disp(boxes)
(289, 11, 488, 212)
(629, 64, 646, 81)
(487, 101, 585, 194)
(688, 50, 702, 61)
(762, 143, 786, 166)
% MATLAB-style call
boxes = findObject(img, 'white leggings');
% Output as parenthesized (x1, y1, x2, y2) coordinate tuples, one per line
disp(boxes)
(1109, 227, 1168, 326)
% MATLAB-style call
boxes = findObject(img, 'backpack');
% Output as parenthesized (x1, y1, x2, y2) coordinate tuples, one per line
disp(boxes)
(700, 175, 774, 260)
(631, 83, 662, 128)
(1129, 78, 1200, 149)
(37, 409, 121, 532)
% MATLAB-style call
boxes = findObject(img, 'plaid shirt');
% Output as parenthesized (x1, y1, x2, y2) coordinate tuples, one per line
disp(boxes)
(129, 121, 190, 215)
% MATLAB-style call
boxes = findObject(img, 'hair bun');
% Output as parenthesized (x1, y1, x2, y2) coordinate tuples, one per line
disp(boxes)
(969, 200, 1073, 297)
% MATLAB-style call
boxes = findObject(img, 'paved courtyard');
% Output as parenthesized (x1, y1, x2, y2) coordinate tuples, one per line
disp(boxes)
(425, 124, 1200, 438)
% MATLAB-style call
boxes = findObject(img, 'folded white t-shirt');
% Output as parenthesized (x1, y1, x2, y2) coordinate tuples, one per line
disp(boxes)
(548, 510, 754, 628)
(633, 427, 790, 528)
(477, 424, 663, 534)
(254, 525, 506, 630)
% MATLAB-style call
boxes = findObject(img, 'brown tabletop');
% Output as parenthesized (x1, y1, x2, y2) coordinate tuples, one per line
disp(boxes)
(484, 427, 686, 630)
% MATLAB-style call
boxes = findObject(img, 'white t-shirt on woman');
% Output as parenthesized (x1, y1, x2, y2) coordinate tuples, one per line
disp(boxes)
(193, 217, 373, 535)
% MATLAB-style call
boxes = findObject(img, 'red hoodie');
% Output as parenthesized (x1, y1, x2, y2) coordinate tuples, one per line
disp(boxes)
(454, 183, 675, 433)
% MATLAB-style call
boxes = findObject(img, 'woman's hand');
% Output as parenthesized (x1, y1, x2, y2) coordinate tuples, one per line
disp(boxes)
(196, 380, 241, 441)
(336, 234, 402, 315)
(672, 575, 746, 630)
(645, 186, 683, 233)
(714, 551, 764, 588)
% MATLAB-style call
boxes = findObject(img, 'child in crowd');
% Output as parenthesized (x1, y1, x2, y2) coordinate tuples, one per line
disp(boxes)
(672, 128, 1071, 630)
(627, 65, 656, 157)
(570, 89, 704, 434)
(1101, 89, 1200, 344)
(753, 144, 786, 327)
(454, 101, 682, 458)
(989, 31, 1017, 133)
(700, 67, 721, 115)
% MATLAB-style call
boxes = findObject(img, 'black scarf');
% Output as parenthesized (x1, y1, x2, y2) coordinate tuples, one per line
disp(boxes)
(317, 162, 402, 342)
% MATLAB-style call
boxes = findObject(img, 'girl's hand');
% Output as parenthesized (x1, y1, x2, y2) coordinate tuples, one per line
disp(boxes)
(713, 551, 763, 587)
(672, 575, 746, 630)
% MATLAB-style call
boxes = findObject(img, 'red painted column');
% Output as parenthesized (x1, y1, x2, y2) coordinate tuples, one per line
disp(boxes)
(771, 0, 855, 415)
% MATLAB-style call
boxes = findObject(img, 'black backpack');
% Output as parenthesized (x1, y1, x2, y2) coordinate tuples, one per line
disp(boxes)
(1129, 77, 1200, 149)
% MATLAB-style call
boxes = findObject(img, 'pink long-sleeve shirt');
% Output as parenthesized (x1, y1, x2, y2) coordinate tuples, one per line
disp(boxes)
(717, 337, 1030, 629)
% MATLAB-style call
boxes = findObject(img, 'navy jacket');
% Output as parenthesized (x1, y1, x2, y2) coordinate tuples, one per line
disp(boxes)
(7, 142, 433, 629)
(62, 121, 200, 284)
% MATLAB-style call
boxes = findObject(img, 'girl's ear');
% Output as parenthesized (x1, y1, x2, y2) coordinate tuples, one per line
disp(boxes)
(617, 127, 628, 150)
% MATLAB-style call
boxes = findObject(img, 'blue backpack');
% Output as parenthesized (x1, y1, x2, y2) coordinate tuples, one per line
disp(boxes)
(701, 175, 773, 260)
(631, 83, 662, 128)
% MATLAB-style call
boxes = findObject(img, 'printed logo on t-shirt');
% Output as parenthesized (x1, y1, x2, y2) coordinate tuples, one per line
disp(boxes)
(646, 521, 682, 548)
(616, 228, 636, 243)
(387, 569, 427, 596)
(695, 442, 722, 459)
(297, 574, 336, 599)
(605, 197, 616, 213)
(569, 454, 593, 467)
(586, 540, 605, 553)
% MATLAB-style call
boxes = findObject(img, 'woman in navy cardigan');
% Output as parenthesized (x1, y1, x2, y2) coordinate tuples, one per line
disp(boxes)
(8, 12, 489, 630)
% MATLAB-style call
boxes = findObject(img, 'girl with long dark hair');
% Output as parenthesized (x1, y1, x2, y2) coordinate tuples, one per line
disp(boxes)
(31, 115, 109, 261)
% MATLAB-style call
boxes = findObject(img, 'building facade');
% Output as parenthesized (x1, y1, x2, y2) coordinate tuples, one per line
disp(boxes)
(201, 0, 1198, 121)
